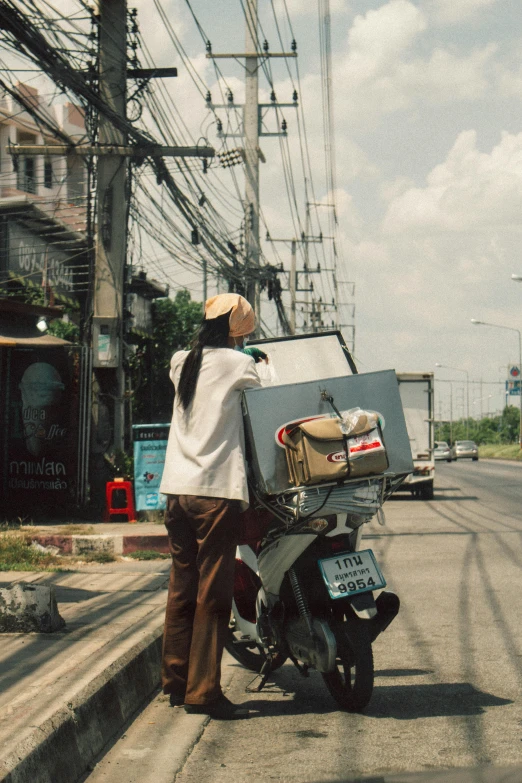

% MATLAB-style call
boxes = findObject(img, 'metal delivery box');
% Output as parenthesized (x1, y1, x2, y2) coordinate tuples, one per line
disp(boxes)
(242, 369, 413, 497)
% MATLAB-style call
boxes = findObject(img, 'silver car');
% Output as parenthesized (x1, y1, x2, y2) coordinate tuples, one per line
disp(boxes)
(451, 440, 479, 461)
(434, 441, 452, 462)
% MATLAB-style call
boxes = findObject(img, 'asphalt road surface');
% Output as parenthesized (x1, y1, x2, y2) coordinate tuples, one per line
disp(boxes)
(85, 459, 522, 783)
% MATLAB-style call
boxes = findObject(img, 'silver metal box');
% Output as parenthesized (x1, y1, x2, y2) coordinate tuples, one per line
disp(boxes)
(242, 369, 414, 497)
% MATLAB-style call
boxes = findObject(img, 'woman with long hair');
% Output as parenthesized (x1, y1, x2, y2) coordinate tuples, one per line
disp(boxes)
(159, 293, 261, 720)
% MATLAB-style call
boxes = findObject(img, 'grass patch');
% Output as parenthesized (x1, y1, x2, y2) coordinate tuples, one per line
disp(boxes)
(479, 444, 522, 461)
(0, 531, 62, 572)
(0, 532, 117, 570)
(83, 551, 116, 563)
(127, 549, 169, 560)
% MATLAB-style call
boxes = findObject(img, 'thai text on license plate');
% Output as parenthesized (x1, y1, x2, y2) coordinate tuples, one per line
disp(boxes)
(318, 548, 386, 600)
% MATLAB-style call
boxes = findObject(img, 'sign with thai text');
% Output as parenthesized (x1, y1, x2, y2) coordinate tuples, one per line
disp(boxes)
(133, 424, 169, 511)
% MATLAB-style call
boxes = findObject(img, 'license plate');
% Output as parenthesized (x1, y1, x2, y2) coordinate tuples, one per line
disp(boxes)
(318, 549, 386, 600)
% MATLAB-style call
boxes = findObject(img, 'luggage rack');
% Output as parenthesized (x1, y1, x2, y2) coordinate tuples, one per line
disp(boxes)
(250, 473, 406, 528)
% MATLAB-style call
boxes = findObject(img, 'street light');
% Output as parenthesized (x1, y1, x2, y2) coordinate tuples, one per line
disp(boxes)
(435, 363, 470, 438)
(471, 319, 522, 448)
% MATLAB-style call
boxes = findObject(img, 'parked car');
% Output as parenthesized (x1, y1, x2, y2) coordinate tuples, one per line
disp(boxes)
(434, 441, 452, 462)
(451, 440, 479, 461)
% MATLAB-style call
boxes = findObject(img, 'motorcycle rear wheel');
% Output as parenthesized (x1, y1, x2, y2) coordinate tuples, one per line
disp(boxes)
(225, 620, 287, 673)
(322, 617, 374, 712)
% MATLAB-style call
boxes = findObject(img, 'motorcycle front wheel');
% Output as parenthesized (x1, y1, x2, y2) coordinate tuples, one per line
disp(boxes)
(322, 617, 374, 712)
(225, 618, 287, 673)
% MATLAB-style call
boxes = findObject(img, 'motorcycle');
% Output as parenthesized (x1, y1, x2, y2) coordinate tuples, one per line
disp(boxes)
(225, 477, 401, 712)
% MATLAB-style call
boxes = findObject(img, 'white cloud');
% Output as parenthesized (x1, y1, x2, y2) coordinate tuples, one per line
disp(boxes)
(329, 1, 496, 127)
(344, 0, 427, 86)
(382, 130, 522, 233)
(397, 44, 496, 102)
(380, 176, 415, 203)
(497, 62, 522, 99)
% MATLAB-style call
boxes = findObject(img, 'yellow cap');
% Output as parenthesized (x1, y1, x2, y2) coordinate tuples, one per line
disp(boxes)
(204, 293, 255, 337)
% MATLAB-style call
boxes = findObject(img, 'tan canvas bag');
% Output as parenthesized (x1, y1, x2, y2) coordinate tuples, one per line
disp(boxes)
(281, 413, 388, 487)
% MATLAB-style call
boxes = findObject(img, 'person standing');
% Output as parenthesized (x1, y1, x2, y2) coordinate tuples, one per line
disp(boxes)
(159, 293, 261, 720)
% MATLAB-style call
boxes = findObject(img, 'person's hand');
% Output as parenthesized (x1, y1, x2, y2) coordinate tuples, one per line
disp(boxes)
(243, 346, 269, 364)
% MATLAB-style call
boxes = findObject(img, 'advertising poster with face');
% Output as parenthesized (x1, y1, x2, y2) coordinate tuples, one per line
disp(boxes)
(133, 424, 169, 511)
(2, 347, 80, 510)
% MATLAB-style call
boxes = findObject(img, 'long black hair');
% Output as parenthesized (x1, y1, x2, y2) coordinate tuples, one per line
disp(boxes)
(177, 310, 232, 410)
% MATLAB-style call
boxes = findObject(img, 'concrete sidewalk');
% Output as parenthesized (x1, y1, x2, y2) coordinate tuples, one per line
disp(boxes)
(0, 559, 171, 783)
(23, 521, 169, 558)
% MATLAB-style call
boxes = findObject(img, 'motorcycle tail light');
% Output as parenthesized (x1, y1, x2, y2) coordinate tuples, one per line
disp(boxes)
(330, 540, 347, 551)
(233, 559, 260, 623)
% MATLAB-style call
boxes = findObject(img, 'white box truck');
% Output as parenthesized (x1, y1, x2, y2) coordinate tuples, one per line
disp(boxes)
(396, 372, 435, 500)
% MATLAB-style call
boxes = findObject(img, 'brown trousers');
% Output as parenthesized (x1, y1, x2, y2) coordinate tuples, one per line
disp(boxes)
(161, 494, 240, 705)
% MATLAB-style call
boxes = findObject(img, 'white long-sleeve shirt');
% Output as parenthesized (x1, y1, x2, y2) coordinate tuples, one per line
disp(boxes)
(159, 347, 261, 505)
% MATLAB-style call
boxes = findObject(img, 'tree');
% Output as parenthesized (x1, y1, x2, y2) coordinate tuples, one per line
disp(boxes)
(129, 290, 203, 423)
(436, 405, 520, 445)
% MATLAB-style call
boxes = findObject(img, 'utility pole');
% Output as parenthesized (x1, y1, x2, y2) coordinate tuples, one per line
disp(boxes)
(244, 0, 260, 321)
(206, 10, 297, 333)
(290, 239, 296, 334)
(88, 0, 213, 480)
(267, 233, 323, 334)
(92, 0, 128, 458)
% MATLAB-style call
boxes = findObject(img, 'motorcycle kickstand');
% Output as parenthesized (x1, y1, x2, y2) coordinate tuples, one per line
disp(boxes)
(245, 654, 274, 693)
(289, 653, 309, 678)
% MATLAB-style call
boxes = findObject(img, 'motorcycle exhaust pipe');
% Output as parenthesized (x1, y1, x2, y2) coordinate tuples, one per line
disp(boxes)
(368, 590, 400, 643)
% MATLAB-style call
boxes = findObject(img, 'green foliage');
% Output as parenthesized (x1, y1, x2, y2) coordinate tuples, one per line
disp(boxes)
(479, 444, 522, 460)
(127, 549, 169, 560)
(0, 284, 80, 343)
(47, 318, 80, 342)
(129, 290, 203, 423)
(435, 405, 521, 445)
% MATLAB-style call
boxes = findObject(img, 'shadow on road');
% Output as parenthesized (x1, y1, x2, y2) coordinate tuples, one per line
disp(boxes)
(233, 660, 511, 722)
(388, 494, 479, 502)
(305, 769, 522, 783)
(365, 682, 512, 720)
(431, 496, 479, 502)
(375, 668, 434, 678)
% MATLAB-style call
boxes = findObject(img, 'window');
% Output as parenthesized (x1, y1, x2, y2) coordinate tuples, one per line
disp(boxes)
(17, 157, 36, 194)
(44, 159, 53, 189)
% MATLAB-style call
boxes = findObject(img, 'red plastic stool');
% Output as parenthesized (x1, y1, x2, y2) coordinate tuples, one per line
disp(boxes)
(105, 478, 137, 523)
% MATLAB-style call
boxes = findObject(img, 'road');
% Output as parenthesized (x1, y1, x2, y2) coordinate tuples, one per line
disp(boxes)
(84, 460, 522, 783)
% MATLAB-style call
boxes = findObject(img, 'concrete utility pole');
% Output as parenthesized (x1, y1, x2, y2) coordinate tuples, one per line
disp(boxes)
(267, 234, 323, 335)
(290, 239, 296, 334)
(92, 0, 128, 455)
(244, 0, 261, 321)
(206, 12, 296, 333)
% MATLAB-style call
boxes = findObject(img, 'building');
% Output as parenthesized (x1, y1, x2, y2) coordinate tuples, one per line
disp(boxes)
(0, 83, 89, 309)
(0, 82, 87, 230)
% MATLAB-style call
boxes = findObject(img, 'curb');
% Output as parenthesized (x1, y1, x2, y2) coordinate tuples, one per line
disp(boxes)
(31, 534, 170, 557)
(0, 624, 164, 783)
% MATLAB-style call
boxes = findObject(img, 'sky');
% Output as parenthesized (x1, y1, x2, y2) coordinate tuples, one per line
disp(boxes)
(127, 0, 522, 421)
(5, 0, 522, 421)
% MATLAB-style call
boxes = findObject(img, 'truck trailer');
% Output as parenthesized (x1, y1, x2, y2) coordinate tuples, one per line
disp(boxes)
(396, 372, 435, 500)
